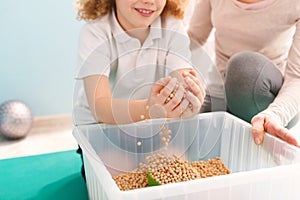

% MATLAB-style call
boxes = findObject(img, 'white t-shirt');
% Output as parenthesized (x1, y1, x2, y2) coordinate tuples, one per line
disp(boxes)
(73, 11, 193, 125)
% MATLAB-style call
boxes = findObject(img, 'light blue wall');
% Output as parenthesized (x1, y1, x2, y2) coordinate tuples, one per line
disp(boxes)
(0, 0, 83, 116)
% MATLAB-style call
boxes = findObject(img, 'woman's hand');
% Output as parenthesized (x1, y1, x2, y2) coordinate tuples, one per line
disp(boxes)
(251, 113, 299, 147)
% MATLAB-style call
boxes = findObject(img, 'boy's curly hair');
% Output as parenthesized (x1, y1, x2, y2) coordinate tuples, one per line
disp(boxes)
(76, 0, 188, 21)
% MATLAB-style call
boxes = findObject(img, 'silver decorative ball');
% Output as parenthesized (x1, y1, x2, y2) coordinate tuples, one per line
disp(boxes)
(0, 100, 33, 139)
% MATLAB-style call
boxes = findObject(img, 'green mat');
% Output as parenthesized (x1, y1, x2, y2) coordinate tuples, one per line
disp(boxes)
(0, 150, 88, 200)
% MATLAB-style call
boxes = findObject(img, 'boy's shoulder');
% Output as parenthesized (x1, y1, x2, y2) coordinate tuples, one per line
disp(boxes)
(161, 15, 184, 29)
(159, 15, 186, 35)
(80, 13, 113, 37)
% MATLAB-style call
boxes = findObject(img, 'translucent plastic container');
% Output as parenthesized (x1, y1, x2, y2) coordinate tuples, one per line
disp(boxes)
(73, 112, 300, 200)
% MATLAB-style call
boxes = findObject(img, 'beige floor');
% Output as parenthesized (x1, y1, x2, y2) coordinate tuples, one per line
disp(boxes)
(0, 114, 300, 160)
(0, 114, 78, 160)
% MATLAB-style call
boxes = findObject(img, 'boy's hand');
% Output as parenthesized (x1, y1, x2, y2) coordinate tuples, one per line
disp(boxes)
(148, 77, 188, 119)
(181, 70, 206, 116)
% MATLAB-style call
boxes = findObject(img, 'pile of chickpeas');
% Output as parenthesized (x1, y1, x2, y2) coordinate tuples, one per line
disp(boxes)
(191, 157, 231, 178)
(149, 157, 201, 185)
(112, 153, 231, 191)
(112, 172, 148, 191)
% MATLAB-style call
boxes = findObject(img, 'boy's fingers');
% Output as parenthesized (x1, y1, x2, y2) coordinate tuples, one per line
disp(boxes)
(182, 69, 197, 77)
(183, 71, 201, 86)
(184, 90, 201, 113)
(151, 77, 171, 94)
(172, 98, 189, 116)
(159, 78, 178, 98)
(165, 85, 185, 111)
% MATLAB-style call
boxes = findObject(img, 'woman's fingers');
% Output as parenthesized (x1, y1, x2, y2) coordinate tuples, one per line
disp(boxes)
(264, 119, 299, 147)
(251, 115, 265, 145)
(252, 113, 299, 147)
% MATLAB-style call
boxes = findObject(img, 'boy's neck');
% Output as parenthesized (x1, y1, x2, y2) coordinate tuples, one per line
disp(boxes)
(126, 27, 150, 45)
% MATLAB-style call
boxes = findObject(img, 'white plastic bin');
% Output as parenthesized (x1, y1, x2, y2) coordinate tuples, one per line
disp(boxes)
(73, 112, 300, 200)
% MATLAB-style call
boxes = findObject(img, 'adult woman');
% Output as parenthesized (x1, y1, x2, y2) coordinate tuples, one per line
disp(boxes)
(188, 0, 300, 147)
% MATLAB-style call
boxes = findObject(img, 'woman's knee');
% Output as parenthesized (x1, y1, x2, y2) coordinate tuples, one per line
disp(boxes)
(224, 51, 283, 122)
(225, 51, 272, 79)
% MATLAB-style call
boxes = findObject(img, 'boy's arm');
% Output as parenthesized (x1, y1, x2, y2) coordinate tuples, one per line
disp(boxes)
(84, 74, 190, 124)
(84, 75, 149, 124)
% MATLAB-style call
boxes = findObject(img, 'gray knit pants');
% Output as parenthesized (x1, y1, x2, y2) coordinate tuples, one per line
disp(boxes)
(224, 51, 299, 127)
